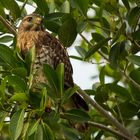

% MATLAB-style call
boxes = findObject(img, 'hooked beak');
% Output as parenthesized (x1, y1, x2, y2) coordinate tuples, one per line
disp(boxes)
(33, 17, 43, 25)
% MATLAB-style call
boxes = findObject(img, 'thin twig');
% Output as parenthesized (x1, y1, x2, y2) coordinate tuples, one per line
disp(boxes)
(88, 121, 130, 140)
(79, 33, 92, 48)
(87, 20, 116, 33)
(121, 63, 140, 92)
(120, 69, 140, 92)
(0, 15, 17, 36)
(133, 13, 140, 32)
(116, 101, 124, 126)
(127, 35, 140, 50)
(79, 33, 109, 62)
(88, 60, 106, 64)
(98, 50, 109, 61)
(76, 84, 138, 140)
(20, 0, 28, 15)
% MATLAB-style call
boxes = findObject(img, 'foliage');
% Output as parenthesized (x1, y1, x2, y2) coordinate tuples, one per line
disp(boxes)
(0, 0, 140, 139)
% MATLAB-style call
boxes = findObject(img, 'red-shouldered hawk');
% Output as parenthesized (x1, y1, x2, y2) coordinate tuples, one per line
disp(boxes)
(17, 13, 88, 111)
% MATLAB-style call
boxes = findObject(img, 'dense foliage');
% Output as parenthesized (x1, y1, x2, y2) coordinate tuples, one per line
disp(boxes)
(0, 0, 140, 140)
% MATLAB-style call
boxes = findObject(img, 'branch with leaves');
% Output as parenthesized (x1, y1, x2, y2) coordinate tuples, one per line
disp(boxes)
(0, 15, 17, 36)
(77, 85, 138, 140)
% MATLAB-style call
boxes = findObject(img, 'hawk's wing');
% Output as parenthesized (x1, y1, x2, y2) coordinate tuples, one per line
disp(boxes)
(34, 31, 88, 110)
(33, 31, 74, 86)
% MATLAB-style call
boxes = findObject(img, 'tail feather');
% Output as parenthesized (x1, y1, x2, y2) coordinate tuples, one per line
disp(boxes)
(72, 93, 89, 111)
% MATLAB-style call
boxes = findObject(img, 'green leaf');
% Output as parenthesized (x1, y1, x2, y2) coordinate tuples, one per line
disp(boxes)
(34, 125, 43, 140)
(0, 35, 13, 43)
(99, 66, 105, 84)
(61, 0, 70, 13)
(109, 43, 120, 68)
(28, 120, 40, 136)
(7, 75, 27, 92)
(25, 46, 36, 73)
(62, 86, 79, 105)
(84, 89, 96, 95)
(95, 85, 109, 103)
(0, 0, 21, 20)
(42, 122, 55, 140)
(64, 109, 90, 122)
(0, 3, 6, 18)
(106, 83, 131, 100)
(11, 67, 27, 78)
(91, 33, 105, 42)
(43, 64, 59, 97)
(9, 109, 25, 140)
(134, 0, 140, 7)
(70, 0, 89, 16)
(47, 0, 55, 13)
(40, 88, 47, 110)
(33, 0, 49, 15)
(44, 13, 64, 33)
(0, 77, 7, 100)
(111, 22, 126, 45)
(58, 17, 77, 47)
(0, 44, 20, 67)
(85, 38, 110, 59)
(22, 122, 30, 139)
(132, 28, 140, 41)
(128, 6, 140, 27)
(127, 55, 140, 66)
(62, 125, 81, 140)
(0, 111, 8, 131)
(104, 1, 119, 15)
(45, 12, 67, 20)
(116, 101, 139, 118)
(100, 17, 110, 34)
(29, 92, 42, 108)
(77, 21, 87, 33)
(122, 0, 130, 10)
(129, 68, 140, 85)
(56, 63, 64, 97)
(75, 46, 87, 58)
(129, 68, 140, 101)
(44, 20, 60, 33)
(127, 120, 140, 135)
(9, 93, 29, 102)
(69, 55, 83, 61)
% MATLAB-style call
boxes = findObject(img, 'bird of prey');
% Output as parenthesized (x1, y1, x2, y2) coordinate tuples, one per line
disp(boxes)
(16, 13, 88, 111)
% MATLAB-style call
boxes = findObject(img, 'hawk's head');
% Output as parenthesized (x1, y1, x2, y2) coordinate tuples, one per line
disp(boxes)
(18, 13, 44, 32)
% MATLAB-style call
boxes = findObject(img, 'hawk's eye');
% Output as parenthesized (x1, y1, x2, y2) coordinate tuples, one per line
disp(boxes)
(27, 17, 33, 22)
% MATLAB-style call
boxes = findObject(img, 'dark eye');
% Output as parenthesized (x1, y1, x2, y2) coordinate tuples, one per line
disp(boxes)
(27, 17, 33, 22)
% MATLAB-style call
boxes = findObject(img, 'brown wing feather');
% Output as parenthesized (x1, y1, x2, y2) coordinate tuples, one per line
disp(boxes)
(39, 31, 74, 86)
(17, 30, 73, 86)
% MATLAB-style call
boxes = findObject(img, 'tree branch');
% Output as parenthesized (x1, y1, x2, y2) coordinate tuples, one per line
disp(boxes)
(61, 111, 130, 140)
(0, 15, 17, 36)
(88, 121, 130, 140)
(120, 69, 140, 92)
(76, 84, 138, 140)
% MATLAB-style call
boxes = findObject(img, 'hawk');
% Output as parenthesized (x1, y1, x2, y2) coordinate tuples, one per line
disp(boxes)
(17, 13, 88, 111)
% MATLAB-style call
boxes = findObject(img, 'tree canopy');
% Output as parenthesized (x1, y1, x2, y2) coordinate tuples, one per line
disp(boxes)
(0, 0, 140, 140)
